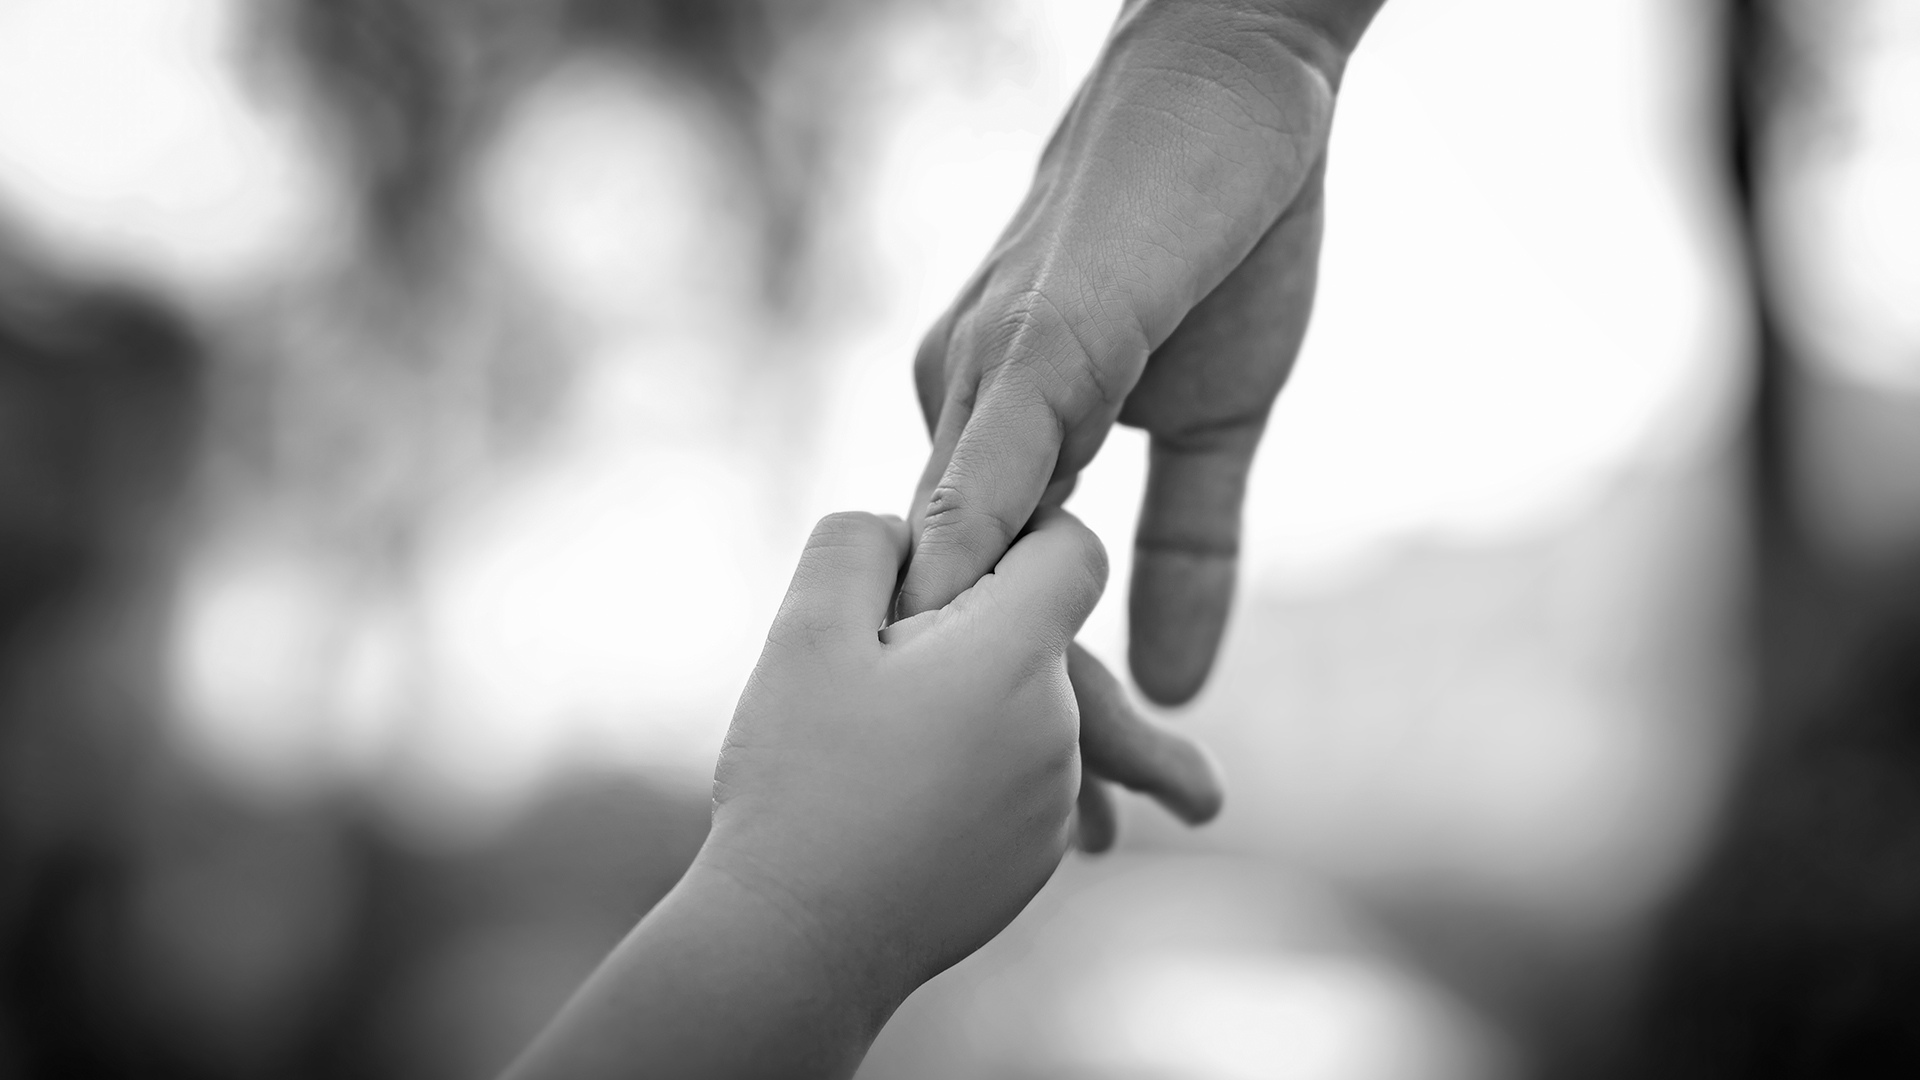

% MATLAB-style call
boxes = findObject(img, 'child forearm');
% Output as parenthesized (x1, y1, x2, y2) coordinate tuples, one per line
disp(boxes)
(501, 856, 903, 1080)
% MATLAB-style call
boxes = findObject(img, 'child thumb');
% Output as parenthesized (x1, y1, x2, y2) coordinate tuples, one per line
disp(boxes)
(967, 508, 1108, 654)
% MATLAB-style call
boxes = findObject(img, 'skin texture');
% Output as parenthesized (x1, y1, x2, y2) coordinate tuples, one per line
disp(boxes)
(506, 510, 1122, 1079)
(901, 2, 1387, 799)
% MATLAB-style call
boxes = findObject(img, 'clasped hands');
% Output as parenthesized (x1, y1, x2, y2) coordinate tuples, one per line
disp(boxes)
(506, 4, 1385, 1076)
(697, 0, 1385, 994)
(899, 0, 1374, 849)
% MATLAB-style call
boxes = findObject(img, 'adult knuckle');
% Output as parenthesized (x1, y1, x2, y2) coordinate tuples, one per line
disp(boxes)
(950, 234, 1145, 422)
(968, 288, 1042, 378)
(763, 617, 822, 659)
(915, 310, 953, 373)
(913, 362, 945, 428)
(914, 321, 956, 417)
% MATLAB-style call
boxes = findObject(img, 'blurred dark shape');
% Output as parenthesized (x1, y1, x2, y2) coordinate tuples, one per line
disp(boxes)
(1616, 0, 1920, 1076)
(1634, 596, 1920, 1076)
(253, 0, 885, 304)
(3, 2, 803, 1075)
(0, 241, 199, 622)
(254, 0, 552, 273)
(0, 262, 706, 1064)
(0, 226, 202, 1077)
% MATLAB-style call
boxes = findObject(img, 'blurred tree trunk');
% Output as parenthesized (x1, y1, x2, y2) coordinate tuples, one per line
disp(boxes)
(1618, 0, 1920, 1075)
(0, 242, 202, 1076)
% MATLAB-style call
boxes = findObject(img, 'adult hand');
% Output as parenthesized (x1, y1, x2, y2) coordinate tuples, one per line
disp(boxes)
(900, 0, 1384, 832)
(905, 0, 1381, 692)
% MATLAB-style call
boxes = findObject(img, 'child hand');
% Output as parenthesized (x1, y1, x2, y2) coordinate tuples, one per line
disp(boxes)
(505, 508, 1215, 1080)
(699, 507, 1106, 999)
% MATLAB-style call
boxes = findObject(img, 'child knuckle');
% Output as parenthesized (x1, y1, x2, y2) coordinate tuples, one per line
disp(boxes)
(810, 510, 878, 546)
(1074, 526, 1110, 587)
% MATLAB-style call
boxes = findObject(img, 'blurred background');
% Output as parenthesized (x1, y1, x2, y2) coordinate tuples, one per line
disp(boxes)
(2, 0, 1917, 1077)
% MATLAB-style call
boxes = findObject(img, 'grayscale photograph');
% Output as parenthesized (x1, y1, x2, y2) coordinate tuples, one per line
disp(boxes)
(1, 1, 1915, 1077)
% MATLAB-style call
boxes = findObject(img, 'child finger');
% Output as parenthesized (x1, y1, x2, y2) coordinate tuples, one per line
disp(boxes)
(1074, 774, 1118, 854)
(1070, 643, 1224, 825)
(774, 512, 911, 643)
(965, 508, 1108, 652)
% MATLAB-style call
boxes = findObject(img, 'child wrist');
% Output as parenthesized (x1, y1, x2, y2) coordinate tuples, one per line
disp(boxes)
(686, 840, 917, 1020)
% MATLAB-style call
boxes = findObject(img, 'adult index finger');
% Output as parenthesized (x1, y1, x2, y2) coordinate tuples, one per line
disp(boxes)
(897, 1, 1351, 617)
